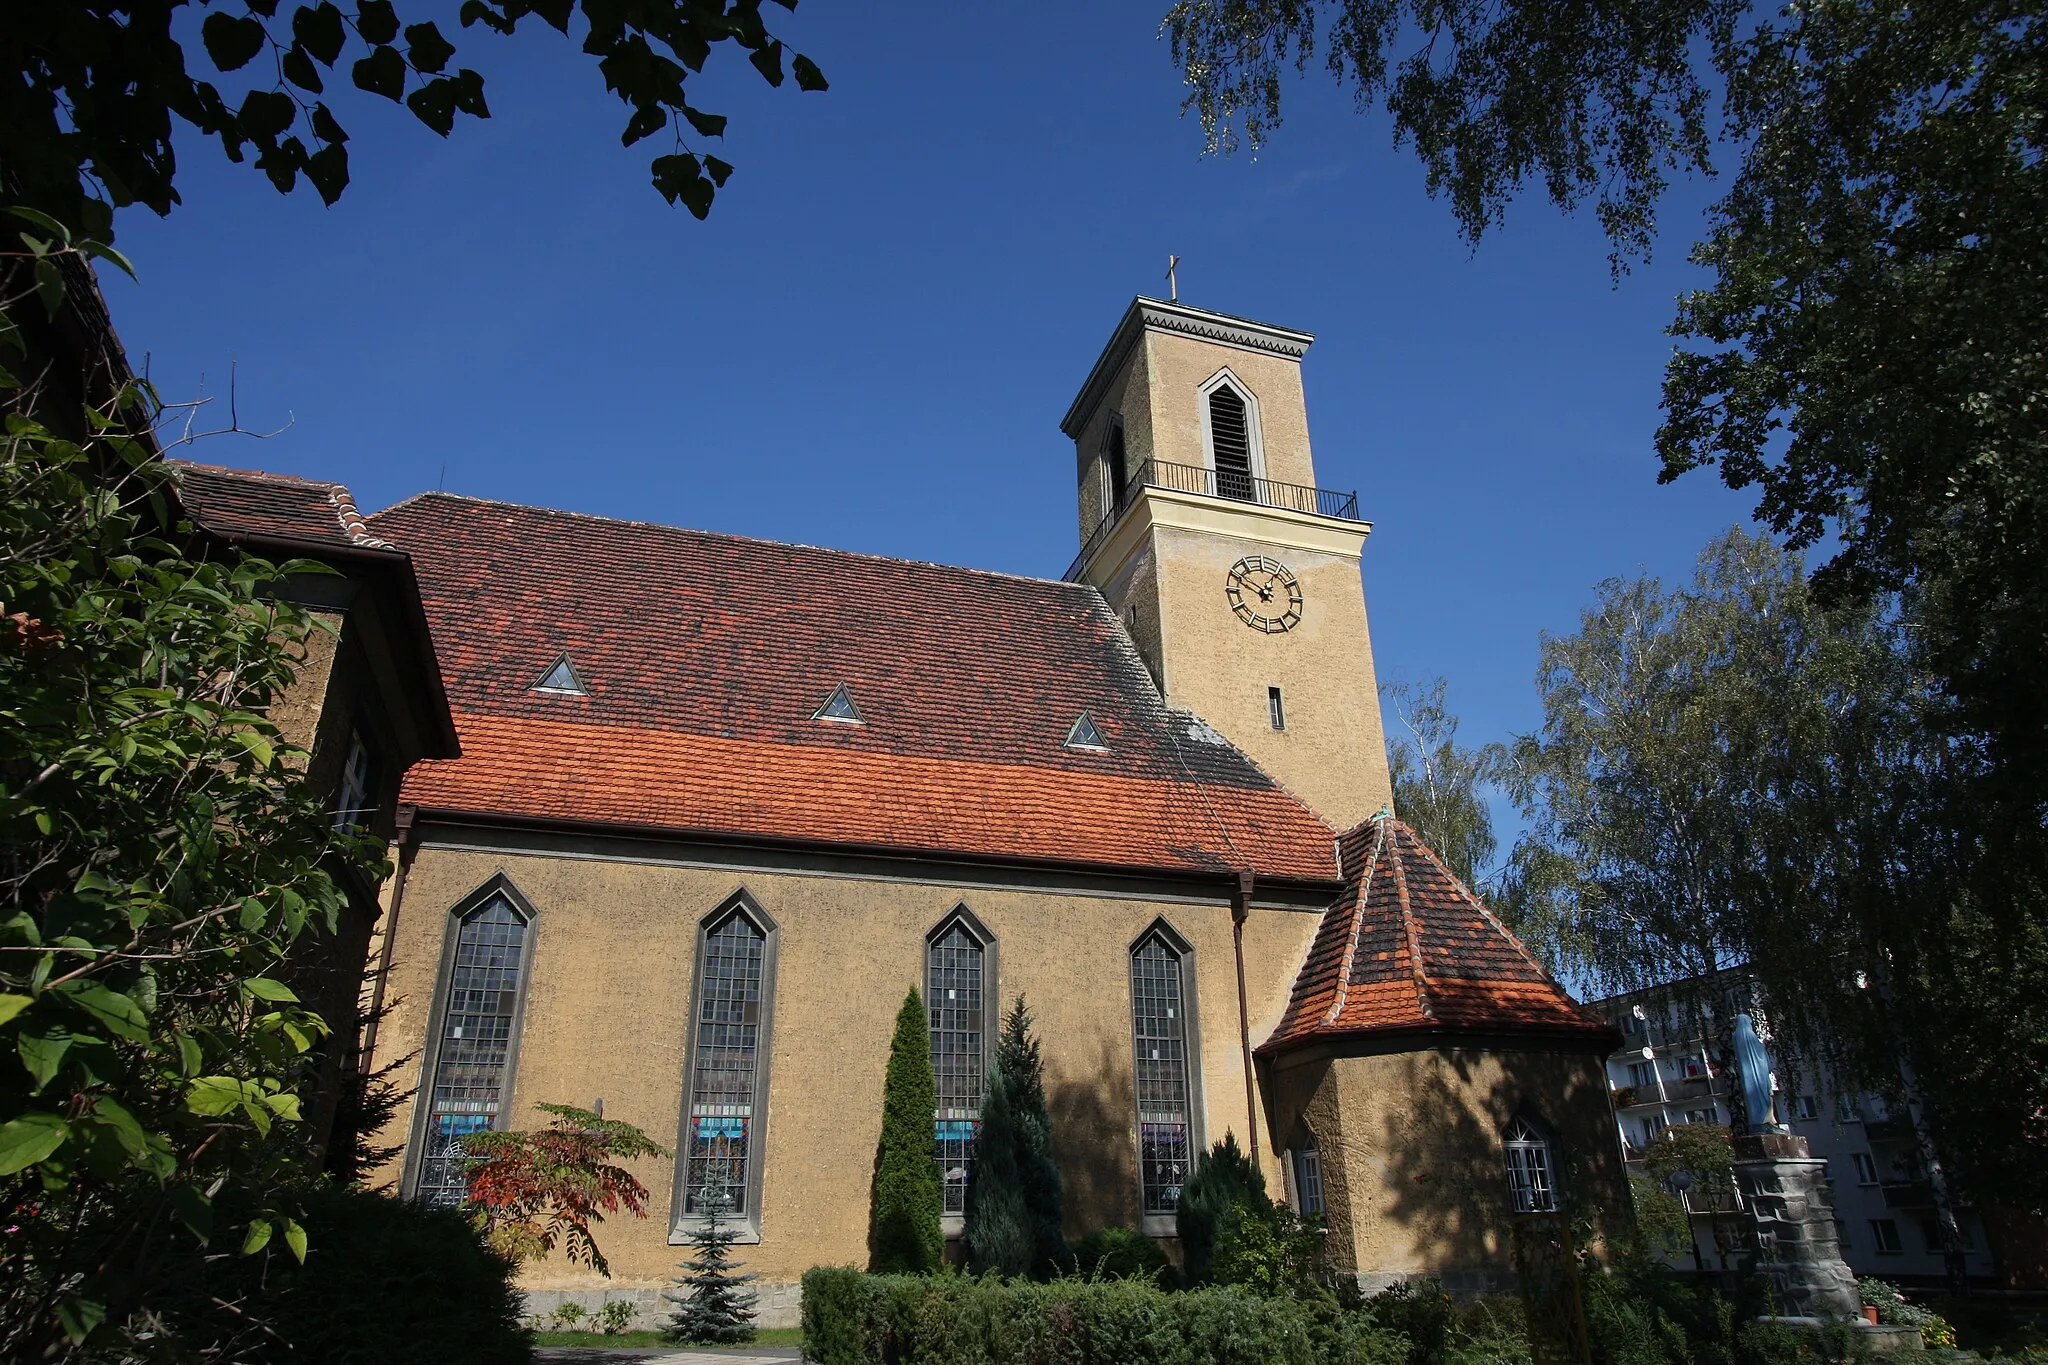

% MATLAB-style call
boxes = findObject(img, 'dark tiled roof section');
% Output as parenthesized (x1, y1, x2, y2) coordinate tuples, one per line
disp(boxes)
(169, 461, 392, 549)
(371, 495, 1339, 880)
(1260, 816, 1612, 1052)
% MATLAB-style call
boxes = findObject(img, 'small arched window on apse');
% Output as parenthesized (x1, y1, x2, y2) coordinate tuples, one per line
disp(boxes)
(1199, 371, 1262, 503)
(1504, 1117, 1558, 1213)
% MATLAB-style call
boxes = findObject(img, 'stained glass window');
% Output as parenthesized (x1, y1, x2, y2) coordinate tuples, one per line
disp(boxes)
(684, 911, 767, 1215)
(1131, 931, 1193, 1215)
(418, 894, 528, 1207)
(928, 920, 985, 1216)
(1505, 1117, 1556, 1213)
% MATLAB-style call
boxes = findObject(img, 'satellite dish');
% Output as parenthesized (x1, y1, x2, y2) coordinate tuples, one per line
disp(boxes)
(1640, 1046, 1655, 1060)
(1631, 1005, 1647, 1020)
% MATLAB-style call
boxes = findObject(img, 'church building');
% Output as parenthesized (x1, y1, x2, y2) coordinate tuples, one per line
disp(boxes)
(177, 297, 1626, 1322)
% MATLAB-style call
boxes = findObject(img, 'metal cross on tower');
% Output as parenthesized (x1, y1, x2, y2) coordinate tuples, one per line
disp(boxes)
(1165, 254, 1180, 303)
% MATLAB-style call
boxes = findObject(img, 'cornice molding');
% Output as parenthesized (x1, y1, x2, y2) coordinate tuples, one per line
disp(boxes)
(1061, 296, 1315, 438)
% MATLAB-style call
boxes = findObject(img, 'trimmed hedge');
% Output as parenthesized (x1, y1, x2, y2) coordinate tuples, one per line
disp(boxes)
(800, 1267, 1408, 1365)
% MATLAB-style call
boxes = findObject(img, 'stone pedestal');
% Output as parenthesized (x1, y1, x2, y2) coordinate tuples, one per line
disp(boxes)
(1732, 1132, 1861, 1321)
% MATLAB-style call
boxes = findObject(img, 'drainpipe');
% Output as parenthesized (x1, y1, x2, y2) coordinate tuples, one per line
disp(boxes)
(360, 804, 416, 1073)
(1231, 867, 1260, 1166)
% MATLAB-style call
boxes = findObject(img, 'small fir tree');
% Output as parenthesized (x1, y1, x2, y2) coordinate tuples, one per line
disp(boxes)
(1176, 1132, 1271, 1286)
(870, 987, 944, 1272)
(965, 995, 1067, 1277)
(664, 1180, 757, 1344)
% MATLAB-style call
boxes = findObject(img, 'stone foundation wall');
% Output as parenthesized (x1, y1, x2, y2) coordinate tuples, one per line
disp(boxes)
(521, 1281, 803, 1333)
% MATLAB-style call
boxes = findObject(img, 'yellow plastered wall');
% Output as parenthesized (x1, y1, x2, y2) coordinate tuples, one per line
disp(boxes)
(1146, 525, 1392, 829)
(1142, 330, 1319, 488)
(1267, 1046, 1631, 1289)
(366, 843, 1326, 1296)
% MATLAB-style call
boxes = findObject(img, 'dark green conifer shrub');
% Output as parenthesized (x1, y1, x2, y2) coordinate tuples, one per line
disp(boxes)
(1071, 1226, 1172, 1286)
(965, 994, 1068, 1278)
(665, 1182, 758, 1344)
(1176, 1131, 1271, 1286)
(870, 987, 943, 1272)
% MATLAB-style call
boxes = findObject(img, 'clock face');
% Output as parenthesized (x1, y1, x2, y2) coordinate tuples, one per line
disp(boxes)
(1224, 555, 1303, 634)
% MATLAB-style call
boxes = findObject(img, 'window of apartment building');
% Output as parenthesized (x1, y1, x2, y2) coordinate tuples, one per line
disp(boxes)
(1837, 1092, 1862, 1123)
(1289, 1137, 1325, 1218)
(416, 885, 532, 1207)
(1131, 926, 1196, 1218)
(1639, 1113, 1670, 1146)
(678, 900, 774, 1223)
(1792, 1094, 1819, 1121)
(1679, 1054, 1709, 1079)
(1684, 1107, 1717, 1125)
(1853, 1152, 1879, 1185)
(1870, 1218, 1903, 1254)
(928, 910, 991, 1221)
(1627, 1060, 1658, 1088)
(1504, 1118, 1557, 1213)
(1919, 1217, 1974, 1253)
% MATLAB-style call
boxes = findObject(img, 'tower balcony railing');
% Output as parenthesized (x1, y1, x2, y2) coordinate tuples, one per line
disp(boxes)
(1064, 459, 1362, 581)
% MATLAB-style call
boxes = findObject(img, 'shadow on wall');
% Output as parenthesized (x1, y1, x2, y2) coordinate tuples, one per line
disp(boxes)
(1373, 1049, 1627, 1279)
(1049, 1040, 1137, 1239)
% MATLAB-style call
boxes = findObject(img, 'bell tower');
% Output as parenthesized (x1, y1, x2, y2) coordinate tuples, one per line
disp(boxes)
(1060, 297, 1394, 830)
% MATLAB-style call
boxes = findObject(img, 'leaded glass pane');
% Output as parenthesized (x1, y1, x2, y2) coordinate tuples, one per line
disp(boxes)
(418, 895, 528, 1207)
(928, 922, 984, 1215)
(1292, 1138, 1325, 1217)
(1132, 934, 1193, 1214)
(1505, 1119, 1556, 1213)
(685, 912, 766, 1215)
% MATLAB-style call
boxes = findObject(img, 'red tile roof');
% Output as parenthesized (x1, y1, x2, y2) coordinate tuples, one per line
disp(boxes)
(1260, 816, 1613, 1052)
(169, 461, 393, 550)
(368, 495, 1340, 881)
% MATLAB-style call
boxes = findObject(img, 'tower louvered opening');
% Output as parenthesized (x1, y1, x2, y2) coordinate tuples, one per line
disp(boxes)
(1208, 384, 1255, 502)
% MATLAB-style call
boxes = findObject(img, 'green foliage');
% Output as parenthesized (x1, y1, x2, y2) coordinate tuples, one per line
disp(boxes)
(1212, 1201, 1330, 1301)
(799, 1266, 1369, 1365)
(965, 994, 1067, 1279)
(184, 1184, 532, 1365)
(665, 1180, 758, 1345)
(1384, 677, 1507, 889)
(1581, 1255, 1735, 1365)
(871, 987, 943, 1273)
(1070, 1226, 1172, 1287)
(0, 262, 380, 1353)
(460, 1102, 669, 1276)
(2, 0, 830, 242)
(1177, 1131, 1271, 1286)
(1858, 1277, 1956, 1350)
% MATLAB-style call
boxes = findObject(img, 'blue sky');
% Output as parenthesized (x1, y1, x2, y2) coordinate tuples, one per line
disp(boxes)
(104, 0, 1760, 857)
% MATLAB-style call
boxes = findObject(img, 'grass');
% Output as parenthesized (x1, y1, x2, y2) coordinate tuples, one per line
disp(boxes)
(530, 1326, 805, 1349)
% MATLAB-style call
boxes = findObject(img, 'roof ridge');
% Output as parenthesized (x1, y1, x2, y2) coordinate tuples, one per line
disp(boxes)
(167, 459, 337, 489)
(1321, 821, 1383, 1029)
(366, 490, 1098, 592)
(1386, 822, 1436, 1022)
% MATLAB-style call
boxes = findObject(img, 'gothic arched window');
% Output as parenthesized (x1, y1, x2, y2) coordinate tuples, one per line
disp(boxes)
(681, 904, 771, 1217)
(417, 888, 532, 1207)
(1504, 1117, 1558, 1213)
(927, 910, 991, 1218)
(1205, 380, 1256, 502)
(1131, 926, 1196, 1216)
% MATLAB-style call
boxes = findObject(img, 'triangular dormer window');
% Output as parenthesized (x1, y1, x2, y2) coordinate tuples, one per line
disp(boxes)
(813, 682, 864, 724)
(1065, 713, 1108, 752)
(532, 655, 586, 696)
